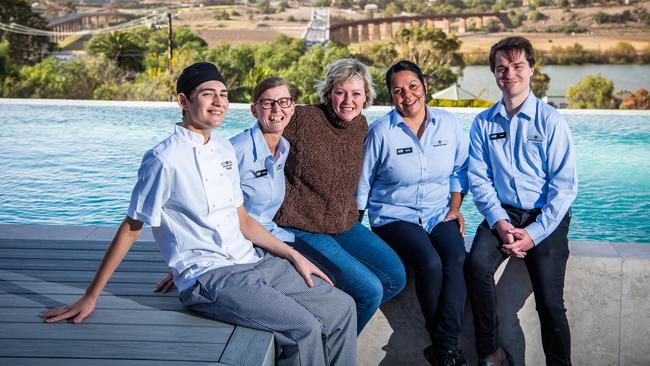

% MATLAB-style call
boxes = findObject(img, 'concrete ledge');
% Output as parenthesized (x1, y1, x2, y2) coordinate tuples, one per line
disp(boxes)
(358, 239, 650, 365)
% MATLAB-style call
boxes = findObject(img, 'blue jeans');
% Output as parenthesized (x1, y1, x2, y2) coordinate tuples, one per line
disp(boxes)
(288, 223, 406, 333)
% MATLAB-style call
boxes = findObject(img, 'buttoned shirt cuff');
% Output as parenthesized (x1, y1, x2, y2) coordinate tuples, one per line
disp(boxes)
(486, 209, 509, 229)
(449, 180, 463, 194)
(524, 222, 546, 246)
(127, 208, 160, 227)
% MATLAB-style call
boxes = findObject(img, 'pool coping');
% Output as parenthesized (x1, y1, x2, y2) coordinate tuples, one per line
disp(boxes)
(2, 98, 650, 115)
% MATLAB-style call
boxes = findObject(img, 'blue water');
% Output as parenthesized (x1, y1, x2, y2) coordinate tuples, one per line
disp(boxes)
(1, 100, 649, 243)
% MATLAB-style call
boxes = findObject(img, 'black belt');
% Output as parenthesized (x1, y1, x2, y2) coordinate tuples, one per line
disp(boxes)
(502, 204, 542, 215)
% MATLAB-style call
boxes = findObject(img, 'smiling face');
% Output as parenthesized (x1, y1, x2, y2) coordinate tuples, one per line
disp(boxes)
(251, 85, 294, 135)
(493, 50, 534, 101)
(390, 70, 426, 119)
(178, 80, 229, 133)
(329, 77, 366, 123)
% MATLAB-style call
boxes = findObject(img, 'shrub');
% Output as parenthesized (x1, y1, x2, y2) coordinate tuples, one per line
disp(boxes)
(530, 10, 547, 22)
(214, 11, 231, 21)
(604, 42, 638, 64)
(566, 74, 615, 109)
(619, 88, 650, 110)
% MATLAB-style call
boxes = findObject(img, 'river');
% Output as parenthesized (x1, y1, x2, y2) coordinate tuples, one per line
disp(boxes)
(458, 64, 650, 101)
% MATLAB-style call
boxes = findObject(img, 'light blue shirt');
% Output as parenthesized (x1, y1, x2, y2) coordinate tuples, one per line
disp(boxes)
(230, 123, 295, 242)
(356, 106, 469, 233)
(468, 91, 578, 245)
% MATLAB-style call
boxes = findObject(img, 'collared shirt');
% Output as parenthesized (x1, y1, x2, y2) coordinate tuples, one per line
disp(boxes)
(468, 91, 578, 245)
(356, 106, 469, 233)
(230, 123, 294, 242)
(128, 124, 261, 292)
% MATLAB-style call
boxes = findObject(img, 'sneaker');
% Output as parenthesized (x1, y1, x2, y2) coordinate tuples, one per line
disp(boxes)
(424, 345, 467, 366)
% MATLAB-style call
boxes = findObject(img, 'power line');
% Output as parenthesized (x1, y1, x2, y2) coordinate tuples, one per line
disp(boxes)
(0, 13, 165, 37)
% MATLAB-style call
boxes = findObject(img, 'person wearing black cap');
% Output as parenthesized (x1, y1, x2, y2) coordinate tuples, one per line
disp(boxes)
(39, 62, 358, 366)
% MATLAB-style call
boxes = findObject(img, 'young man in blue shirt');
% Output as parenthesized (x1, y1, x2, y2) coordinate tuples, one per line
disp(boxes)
(466, 37, 578, 366)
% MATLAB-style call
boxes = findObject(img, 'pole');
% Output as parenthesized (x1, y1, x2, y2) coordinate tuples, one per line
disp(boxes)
(167, 12, 173, 102)
(167, 12, 173, 74)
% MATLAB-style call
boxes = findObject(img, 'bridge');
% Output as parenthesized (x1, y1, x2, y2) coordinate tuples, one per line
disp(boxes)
(328, 12, 511, 44)
(47, 11, 135, 42)
(303, 8, 330, 46)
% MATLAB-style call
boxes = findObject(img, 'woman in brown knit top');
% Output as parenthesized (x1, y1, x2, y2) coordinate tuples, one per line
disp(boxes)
(275, 58, 406, 333)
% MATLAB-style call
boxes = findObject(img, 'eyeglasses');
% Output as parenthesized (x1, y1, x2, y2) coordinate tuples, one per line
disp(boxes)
(256, 97, 293, 109)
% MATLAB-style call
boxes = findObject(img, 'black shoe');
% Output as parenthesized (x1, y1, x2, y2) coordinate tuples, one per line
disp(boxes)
(424, 345, 467, 366)
(478, 346, 512, 366)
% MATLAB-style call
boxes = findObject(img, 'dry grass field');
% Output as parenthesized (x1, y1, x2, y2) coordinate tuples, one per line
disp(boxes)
(148, 3, 650, 50)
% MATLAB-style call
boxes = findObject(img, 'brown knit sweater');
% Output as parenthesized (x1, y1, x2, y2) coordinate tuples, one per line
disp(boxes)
(274, 103, 368, 234)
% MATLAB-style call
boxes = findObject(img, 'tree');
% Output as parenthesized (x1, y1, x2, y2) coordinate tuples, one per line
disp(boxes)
(0, 0, 55, 65)
(0, 41, 16, 82)
(566, 74, 614, 109)
(207, 43, 256, 102)
(531, 70, 550, 98)
(283, 42, 351, 104)
(370, 66, 391, 105)
(254, 35, 306, 72)
(390, 25, 465, 94)
(137, 26, 207, 56)
(86, 32, 145, 72)
(358, 41, 397, 69)
(8, 56, 120, 99)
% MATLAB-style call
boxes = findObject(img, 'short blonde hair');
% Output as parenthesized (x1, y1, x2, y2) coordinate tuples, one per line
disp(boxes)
(316, 58, 376, 108)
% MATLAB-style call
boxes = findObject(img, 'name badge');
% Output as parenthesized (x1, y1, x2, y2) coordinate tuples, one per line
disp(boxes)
(489, 132, 507, 140)
(527, 134, 545, 143)
(432, 139, 448, 147)
(255, 169, 268, 178)
(221, 160, 233, 170)
(396, 147, 413, 155)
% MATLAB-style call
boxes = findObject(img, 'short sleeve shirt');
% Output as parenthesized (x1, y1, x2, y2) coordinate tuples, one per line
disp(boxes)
(230, 123, 294, 242)
(128, 124, 261, 291)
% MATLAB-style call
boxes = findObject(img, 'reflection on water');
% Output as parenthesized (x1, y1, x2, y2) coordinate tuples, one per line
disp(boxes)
(1, 101, 649, 243)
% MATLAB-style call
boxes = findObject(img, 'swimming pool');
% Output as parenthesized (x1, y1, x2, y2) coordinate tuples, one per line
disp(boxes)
(1, 99, 649, 243)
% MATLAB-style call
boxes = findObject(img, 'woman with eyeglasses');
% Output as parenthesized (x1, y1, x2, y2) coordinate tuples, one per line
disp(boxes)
(355, 60, 469, 366)
(274, 59, 406, 334)
(229, 76, 344, 286)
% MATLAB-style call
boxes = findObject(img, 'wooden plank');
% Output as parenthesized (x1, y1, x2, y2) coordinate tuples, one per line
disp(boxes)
(0, 269, 168, 284)
(0, 294, 186, 311)
(0, 323, 232, 343)
(0, 339, 225, 361)
(0, 238, 158, 252)
(0, 258, 169, 272)
(0, 248, 164, 262)
(0, 235, 278, 366)
(220, 326, 275, 366)
(0, 308, 231, 328)
(0, 281, 178, 297)
(0, 358, 227, 366)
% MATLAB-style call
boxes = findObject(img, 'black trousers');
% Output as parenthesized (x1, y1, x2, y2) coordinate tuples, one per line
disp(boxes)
(288, 236, 346, 289)
(372, 220, 466, 349)
(466, 205, 571, 366)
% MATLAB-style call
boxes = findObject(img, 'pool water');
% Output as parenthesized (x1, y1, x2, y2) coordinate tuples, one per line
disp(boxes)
(1, 100, 649, 243)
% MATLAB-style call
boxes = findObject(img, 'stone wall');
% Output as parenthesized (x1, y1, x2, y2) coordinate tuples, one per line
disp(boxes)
(358, 240, 650, 366)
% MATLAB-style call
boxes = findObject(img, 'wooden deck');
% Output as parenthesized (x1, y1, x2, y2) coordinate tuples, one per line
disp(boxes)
(0, 224, 275, 366)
